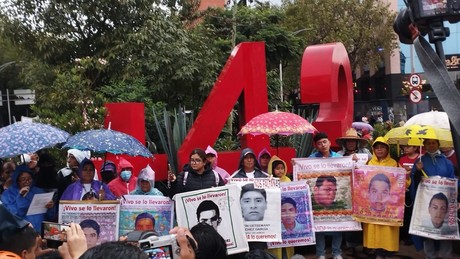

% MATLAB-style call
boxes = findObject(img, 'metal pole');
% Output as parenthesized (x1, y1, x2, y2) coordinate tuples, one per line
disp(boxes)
(279, 60, 283, 102)
(7, 89, 11, 125)
(410, 45, 415, 74)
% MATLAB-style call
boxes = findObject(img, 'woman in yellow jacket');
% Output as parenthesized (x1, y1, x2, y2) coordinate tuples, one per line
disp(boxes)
(266, 155, 295, 259)
(365, 137, 400, 259)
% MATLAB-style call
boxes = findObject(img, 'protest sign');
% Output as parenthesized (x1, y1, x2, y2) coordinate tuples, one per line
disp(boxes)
(293, 157, 361, 231)
(174, 184, 249, 254)
(59, 201, 120, 247)
(119, 195, 173, 237)
(409, 176, 459, 240)
(352, 165, 406, 226)
(268, 181, 315, 248)
(227, 178, 282, 243)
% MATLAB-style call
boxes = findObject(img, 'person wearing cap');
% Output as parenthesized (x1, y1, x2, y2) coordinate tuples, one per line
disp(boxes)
(108, 158, 138, 198)
(230, 148, 269, 179)
(1, 165, 55, 233)
(364, 137, 400, 259)
(257, 148, 272, 173)
(61, 158, 115, 201)
(57, 149, 91, 200)
(410, 138, 456, 258)
(100, 161, 117, 184)
(204, 146, 230, 184)
(336, 128, 372, 161)
(309, 132, 343, 259)
(130, 165, 163, 196)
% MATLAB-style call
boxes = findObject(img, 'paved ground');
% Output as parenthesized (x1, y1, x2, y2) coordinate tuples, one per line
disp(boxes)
(295, 242, 437, 259)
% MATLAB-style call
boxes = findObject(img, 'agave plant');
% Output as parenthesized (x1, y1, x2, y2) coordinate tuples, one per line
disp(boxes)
(291, 105, 319, 157)
(152, 106, 194, 174)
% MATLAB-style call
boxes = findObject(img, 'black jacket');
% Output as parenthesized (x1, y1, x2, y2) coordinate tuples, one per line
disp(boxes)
(170, 164, 224, 198)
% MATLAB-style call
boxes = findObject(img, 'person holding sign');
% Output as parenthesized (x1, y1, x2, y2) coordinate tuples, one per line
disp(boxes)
(309, 132, 343, 259)
(130, 165, 163, 196)
(230, 148, 269, 179)
(410, 138, 456, 258)
(365, 137, 400, 259)
(61, 159, 115, 201)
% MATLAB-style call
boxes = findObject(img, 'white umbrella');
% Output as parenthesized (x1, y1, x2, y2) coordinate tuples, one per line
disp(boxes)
(404, 111, 450, 130)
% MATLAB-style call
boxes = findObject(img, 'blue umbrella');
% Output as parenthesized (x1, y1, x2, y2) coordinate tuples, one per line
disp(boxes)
(63, 129, 152, 157)
(0, 122, 70, 158)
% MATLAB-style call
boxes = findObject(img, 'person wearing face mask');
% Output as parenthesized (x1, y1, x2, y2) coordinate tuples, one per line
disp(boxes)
(108, 158, 137, 198)
(100, 161, 117, 184)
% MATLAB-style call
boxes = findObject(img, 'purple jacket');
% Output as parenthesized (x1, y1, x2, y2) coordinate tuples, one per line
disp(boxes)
(60, 180, 115, 201)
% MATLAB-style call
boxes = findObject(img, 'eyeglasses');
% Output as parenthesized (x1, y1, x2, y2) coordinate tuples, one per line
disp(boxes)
(18, 177, 32, 183)
(190, 159, 203, 164)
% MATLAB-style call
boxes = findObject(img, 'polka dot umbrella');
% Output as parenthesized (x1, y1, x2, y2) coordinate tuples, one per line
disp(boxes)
(239, 111, 317, 153)
(0, 121, 70, 158)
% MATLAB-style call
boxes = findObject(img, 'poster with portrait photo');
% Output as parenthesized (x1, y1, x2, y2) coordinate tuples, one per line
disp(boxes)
(293, 157, 361, 232)
(409, 176, 459, 240)
(268, 180, 315, 248)
(227, 178, 282, 243)
(59, 201, 120, 248)
(174, 184, 249, 255)
(352, 165, 406, 226)
(119, 195, 174, 237)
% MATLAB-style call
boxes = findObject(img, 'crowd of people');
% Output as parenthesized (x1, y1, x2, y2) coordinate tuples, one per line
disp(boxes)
(0, 128, 459, 259)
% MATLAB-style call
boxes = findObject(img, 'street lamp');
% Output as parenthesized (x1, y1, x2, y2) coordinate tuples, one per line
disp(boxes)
(279, 28, 313, 102)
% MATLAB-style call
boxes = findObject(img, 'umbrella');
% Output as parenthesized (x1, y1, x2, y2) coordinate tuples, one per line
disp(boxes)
(238, 111, 317, 136)
(405, 111, 450, 130)
(0, 122, 70, 158)
(384, 124, 453, 147)
(63, 129, 152, 157)
(352, 122, 374, 132)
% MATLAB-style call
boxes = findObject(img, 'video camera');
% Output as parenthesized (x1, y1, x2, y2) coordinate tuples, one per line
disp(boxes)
(394, 0, 460, 44)
(138, 234, 179, 259)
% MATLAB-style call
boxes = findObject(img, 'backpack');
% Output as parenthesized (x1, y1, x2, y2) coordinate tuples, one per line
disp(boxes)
(183, 170, 220, 187)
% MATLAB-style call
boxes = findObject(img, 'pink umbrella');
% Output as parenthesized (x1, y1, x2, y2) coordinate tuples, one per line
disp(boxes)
(239, 111, 317, 136)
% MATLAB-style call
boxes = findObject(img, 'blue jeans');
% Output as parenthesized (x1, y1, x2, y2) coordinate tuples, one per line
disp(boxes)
(315, 232, 342, 257)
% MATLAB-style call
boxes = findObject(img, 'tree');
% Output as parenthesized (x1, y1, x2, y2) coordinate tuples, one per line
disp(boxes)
(0, 0, 222, 132)
(282, 0, 398, 73)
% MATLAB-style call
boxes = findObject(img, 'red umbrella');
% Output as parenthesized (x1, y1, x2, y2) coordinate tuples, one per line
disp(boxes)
(239, 111, 317, 136)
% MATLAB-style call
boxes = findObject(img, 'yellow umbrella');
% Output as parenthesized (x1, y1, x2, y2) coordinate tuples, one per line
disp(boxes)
(384, 124, 453, 147)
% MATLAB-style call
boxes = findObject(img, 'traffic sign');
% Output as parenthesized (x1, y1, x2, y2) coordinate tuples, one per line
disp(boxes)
(409, 89, 422, 104)
(409, 74, 421, 87)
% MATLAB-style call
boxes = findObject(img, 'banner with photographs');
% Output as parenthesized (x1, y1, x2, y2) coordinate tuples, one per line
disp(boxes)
(174, 184, 249, 255)
(268, 181, 315, 248)
(227, 178, 282, 243)
(293, 157, 361, 231)
(409, 176, 460, 240)
(352, 165, 406, 226)
(59, 201, 120, 248)
(119, 195, 174, 237)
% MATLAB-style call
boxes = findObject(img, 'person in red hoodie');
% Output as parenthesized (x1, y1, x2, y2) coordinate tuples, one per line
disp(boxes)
(108, 158, 137, 198)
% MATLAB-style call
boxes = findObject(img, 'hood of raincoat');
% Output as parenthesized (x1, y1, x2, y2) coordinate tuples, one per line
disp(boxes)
(205, 145, 218, 169)
(238, 148, 261, 170)
(258, 148, 272, 165)
(369, 137, 397, 166)
(77, 158, 96, 179)
(267, 155, 290, 181)
(10, 164, 34, 189)
(135, 165, 155, 193)
(117, 157, 134, 173)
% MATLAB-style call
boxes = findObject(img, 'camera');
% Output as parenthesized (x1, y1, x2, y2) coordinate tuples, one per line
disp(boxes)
(41, 222, 69, 248)
(394, 0, 460, 44)
(409, 0, 460, 23)
(138, 234, 179, 259)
